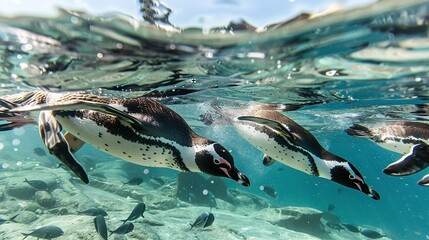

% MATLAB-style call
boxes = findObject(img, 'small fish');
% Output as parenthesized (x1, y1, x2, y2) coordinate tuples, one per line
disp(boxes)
(343, 223, 360, 233)
(33, 147, 47, 157)
(24, 178, 48, 191)
(122, 202, 146, 222)
(0, 214, 18, 224)
(122, 177, 143, 186)
(360, 229, 387, 239)
(78, 207, 108, 217)
(326, 222, 344, 232)
(109, 222, 134, 236)
(22, 225, 64, 239)
(190, 212, 215, 229)
(259, 185, 277, 198)
(94, 215, 108, 240)
(327, 204, 335, 212)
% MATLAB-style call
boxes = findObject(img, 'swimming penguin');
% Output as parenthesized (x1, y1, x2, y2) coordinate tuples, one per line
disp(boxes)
(202, 103, 379, 199)
(0, 91, 250, 187)
(346, 122, 429, 178)
(235, 113, 379, 199)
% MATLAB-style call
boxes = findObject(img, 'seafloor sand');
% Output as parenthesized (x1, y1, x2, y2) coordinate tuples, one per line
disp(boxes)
(0, 156, 390, 240)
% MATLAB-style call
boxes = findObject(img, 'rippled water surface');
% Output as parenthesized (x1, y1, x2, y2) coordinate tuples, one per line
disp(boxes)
(0, 0, 428, 239)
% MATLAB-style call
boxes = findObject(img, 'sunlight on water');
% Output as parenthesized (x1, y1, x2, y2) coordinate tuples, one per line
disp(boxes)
(0, 0, 427, 239)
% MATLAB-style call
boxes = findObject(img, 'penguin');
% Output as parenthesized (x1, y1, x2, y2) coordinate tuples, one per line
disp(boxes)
(346, 122, 429, 177)
(0, 91, 250, 187)
(200, 102, 379, 199)
(235, 113, 379, 200)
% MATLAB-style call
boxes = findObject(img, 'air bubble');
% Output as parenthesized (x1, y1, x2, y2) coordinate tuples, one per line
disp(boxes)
(21, 44, 33, 52)
(202, 189, 208, 195)
(259, 186, 264, 190)
(12, 139, 20, 146)
(0, 142, 4, 150)
(2, 163, 9, 169)
(16, 161, 23, 166)
(143, 169, 150, 174)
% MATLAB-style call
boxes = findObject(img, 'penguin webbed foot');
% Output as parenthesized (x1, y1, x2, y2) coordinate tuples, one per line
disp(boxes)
(262, 154, 276, 166)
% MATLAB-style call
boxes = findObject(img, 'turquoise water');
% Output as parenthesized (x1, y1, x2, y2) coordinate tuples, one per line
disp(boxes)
(0, 0, 428, 239)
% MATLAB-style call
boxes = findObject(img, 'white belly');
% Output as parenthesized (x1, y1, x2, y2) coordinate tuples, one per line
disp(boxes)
(376, 138, 429, 155)
(234, 122, 318, 176)
(55, 114, 198, 171)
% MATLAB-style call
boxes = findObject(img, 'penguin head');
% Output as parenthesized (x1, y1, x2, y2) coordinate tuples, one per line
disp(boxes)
(195, 143, 250, 187)
(330, 163, 380, 200)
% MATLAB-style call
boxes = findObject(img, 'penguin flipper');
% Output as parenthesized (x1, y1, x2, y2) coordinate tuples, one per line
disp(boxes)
(383, 143, 429, 176)
(262, 154, 276, 166)
(7, 100, 147, 131)
(39, 111, 89, 184)
(417, 173, 429, 186)
(238, 116, 295, 139)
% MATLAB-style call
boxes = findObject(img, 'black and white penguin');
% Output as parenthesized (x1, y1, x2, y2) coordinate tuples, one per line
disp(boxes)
(346, 122, 429, 177)
(0, 91, 250, 186)
(200, 103, 379, 199)
(233, 110, 379, 200)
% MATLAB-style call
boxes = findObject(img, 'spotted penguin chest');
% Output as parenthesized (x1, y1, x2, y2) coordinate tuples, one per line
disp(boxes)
(234, 122, 320, 176)
(54, 114, 184, 170)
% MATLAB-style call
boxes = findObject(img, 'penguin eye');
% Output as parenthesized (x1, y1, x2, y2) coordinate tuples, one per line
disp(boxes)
(213, 158, 221, 165)
(349, 174, 355, 180)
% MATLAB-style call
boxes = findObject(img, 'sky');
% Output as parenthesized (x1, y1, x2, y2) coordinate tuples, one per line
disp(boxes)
(0, 0, 376, 28)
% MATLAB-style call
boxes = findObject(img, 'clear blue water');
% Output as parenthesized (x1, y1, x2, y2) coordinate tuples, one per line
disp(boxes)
(0, 0, 428, 239)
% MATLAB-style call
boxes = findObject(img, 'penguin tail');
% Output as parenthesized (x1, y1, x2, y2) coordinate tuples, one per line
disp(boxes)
(189, 223, 194, 230)
(0, 99, 35, 131)
(345, 124, 372, 138)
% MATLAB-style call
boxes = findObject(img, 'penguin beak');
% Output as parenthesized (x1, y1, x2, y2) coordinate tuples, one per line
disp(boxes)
(227, 165, 250, 187)
(353, 181, 380, 200)
(217, 158, 250, 187)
